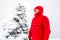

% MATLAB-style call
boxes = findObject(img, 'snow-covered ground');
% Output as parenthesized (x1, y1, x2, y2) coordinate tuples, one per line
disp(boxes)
(49, 39, 60, 40)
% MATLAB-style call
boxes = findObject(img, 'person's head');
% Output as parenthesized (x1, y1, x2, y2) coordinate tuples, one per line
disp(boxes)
(34, 8, 39, 14)
(34, 6, 43, 15)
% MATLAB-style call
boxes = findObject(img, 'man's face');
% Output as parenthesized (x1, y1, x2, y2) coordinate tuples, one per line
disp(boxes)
(34, 8, 39, 14)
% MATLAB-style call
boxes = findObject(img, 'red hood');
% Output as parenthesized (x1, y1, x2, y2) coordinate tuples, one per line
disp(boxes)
(34, 6, 43, 16)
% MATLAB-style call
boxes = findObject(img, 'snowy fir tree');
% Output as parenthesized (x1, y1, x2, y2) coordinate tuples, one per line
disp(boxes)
(0, 3, 28, 40)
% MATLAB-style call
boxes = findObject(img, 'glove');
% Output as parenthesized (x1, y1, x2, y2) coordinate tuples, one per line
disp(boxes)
(29, 38, 31, 40)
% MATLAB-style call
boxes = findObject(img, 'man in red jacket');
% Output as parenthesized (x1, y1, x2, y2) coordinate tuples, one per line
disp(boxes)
(28, 6, 51, 40)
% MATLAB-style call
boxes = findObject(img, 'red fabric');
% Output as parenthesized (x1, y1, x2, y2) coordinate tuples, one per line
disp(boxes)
(28, 6, 51, 40)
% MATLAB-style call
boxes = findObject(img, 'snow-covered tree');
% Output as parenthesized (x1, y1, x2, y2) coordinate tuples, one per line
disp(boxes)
(0, 3, 28, 40)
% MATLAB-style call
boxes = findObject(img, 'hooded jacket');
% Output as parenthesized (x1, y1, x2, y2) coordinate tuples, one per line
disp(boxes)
(28, 6, 51, 40)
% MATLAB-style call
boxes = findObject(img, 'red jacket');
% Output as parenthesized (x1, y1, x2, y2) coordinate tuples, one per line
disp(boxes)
(28, 6, 51, 40)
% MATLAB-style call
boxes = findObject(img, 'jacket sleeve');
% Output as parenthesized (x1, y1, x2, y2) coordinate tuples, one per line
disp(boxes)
(43, 16, 51, 40)
(28, 20, 33, 39)
(28, 26, 32, 39)
(28, 18, 34, 39)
